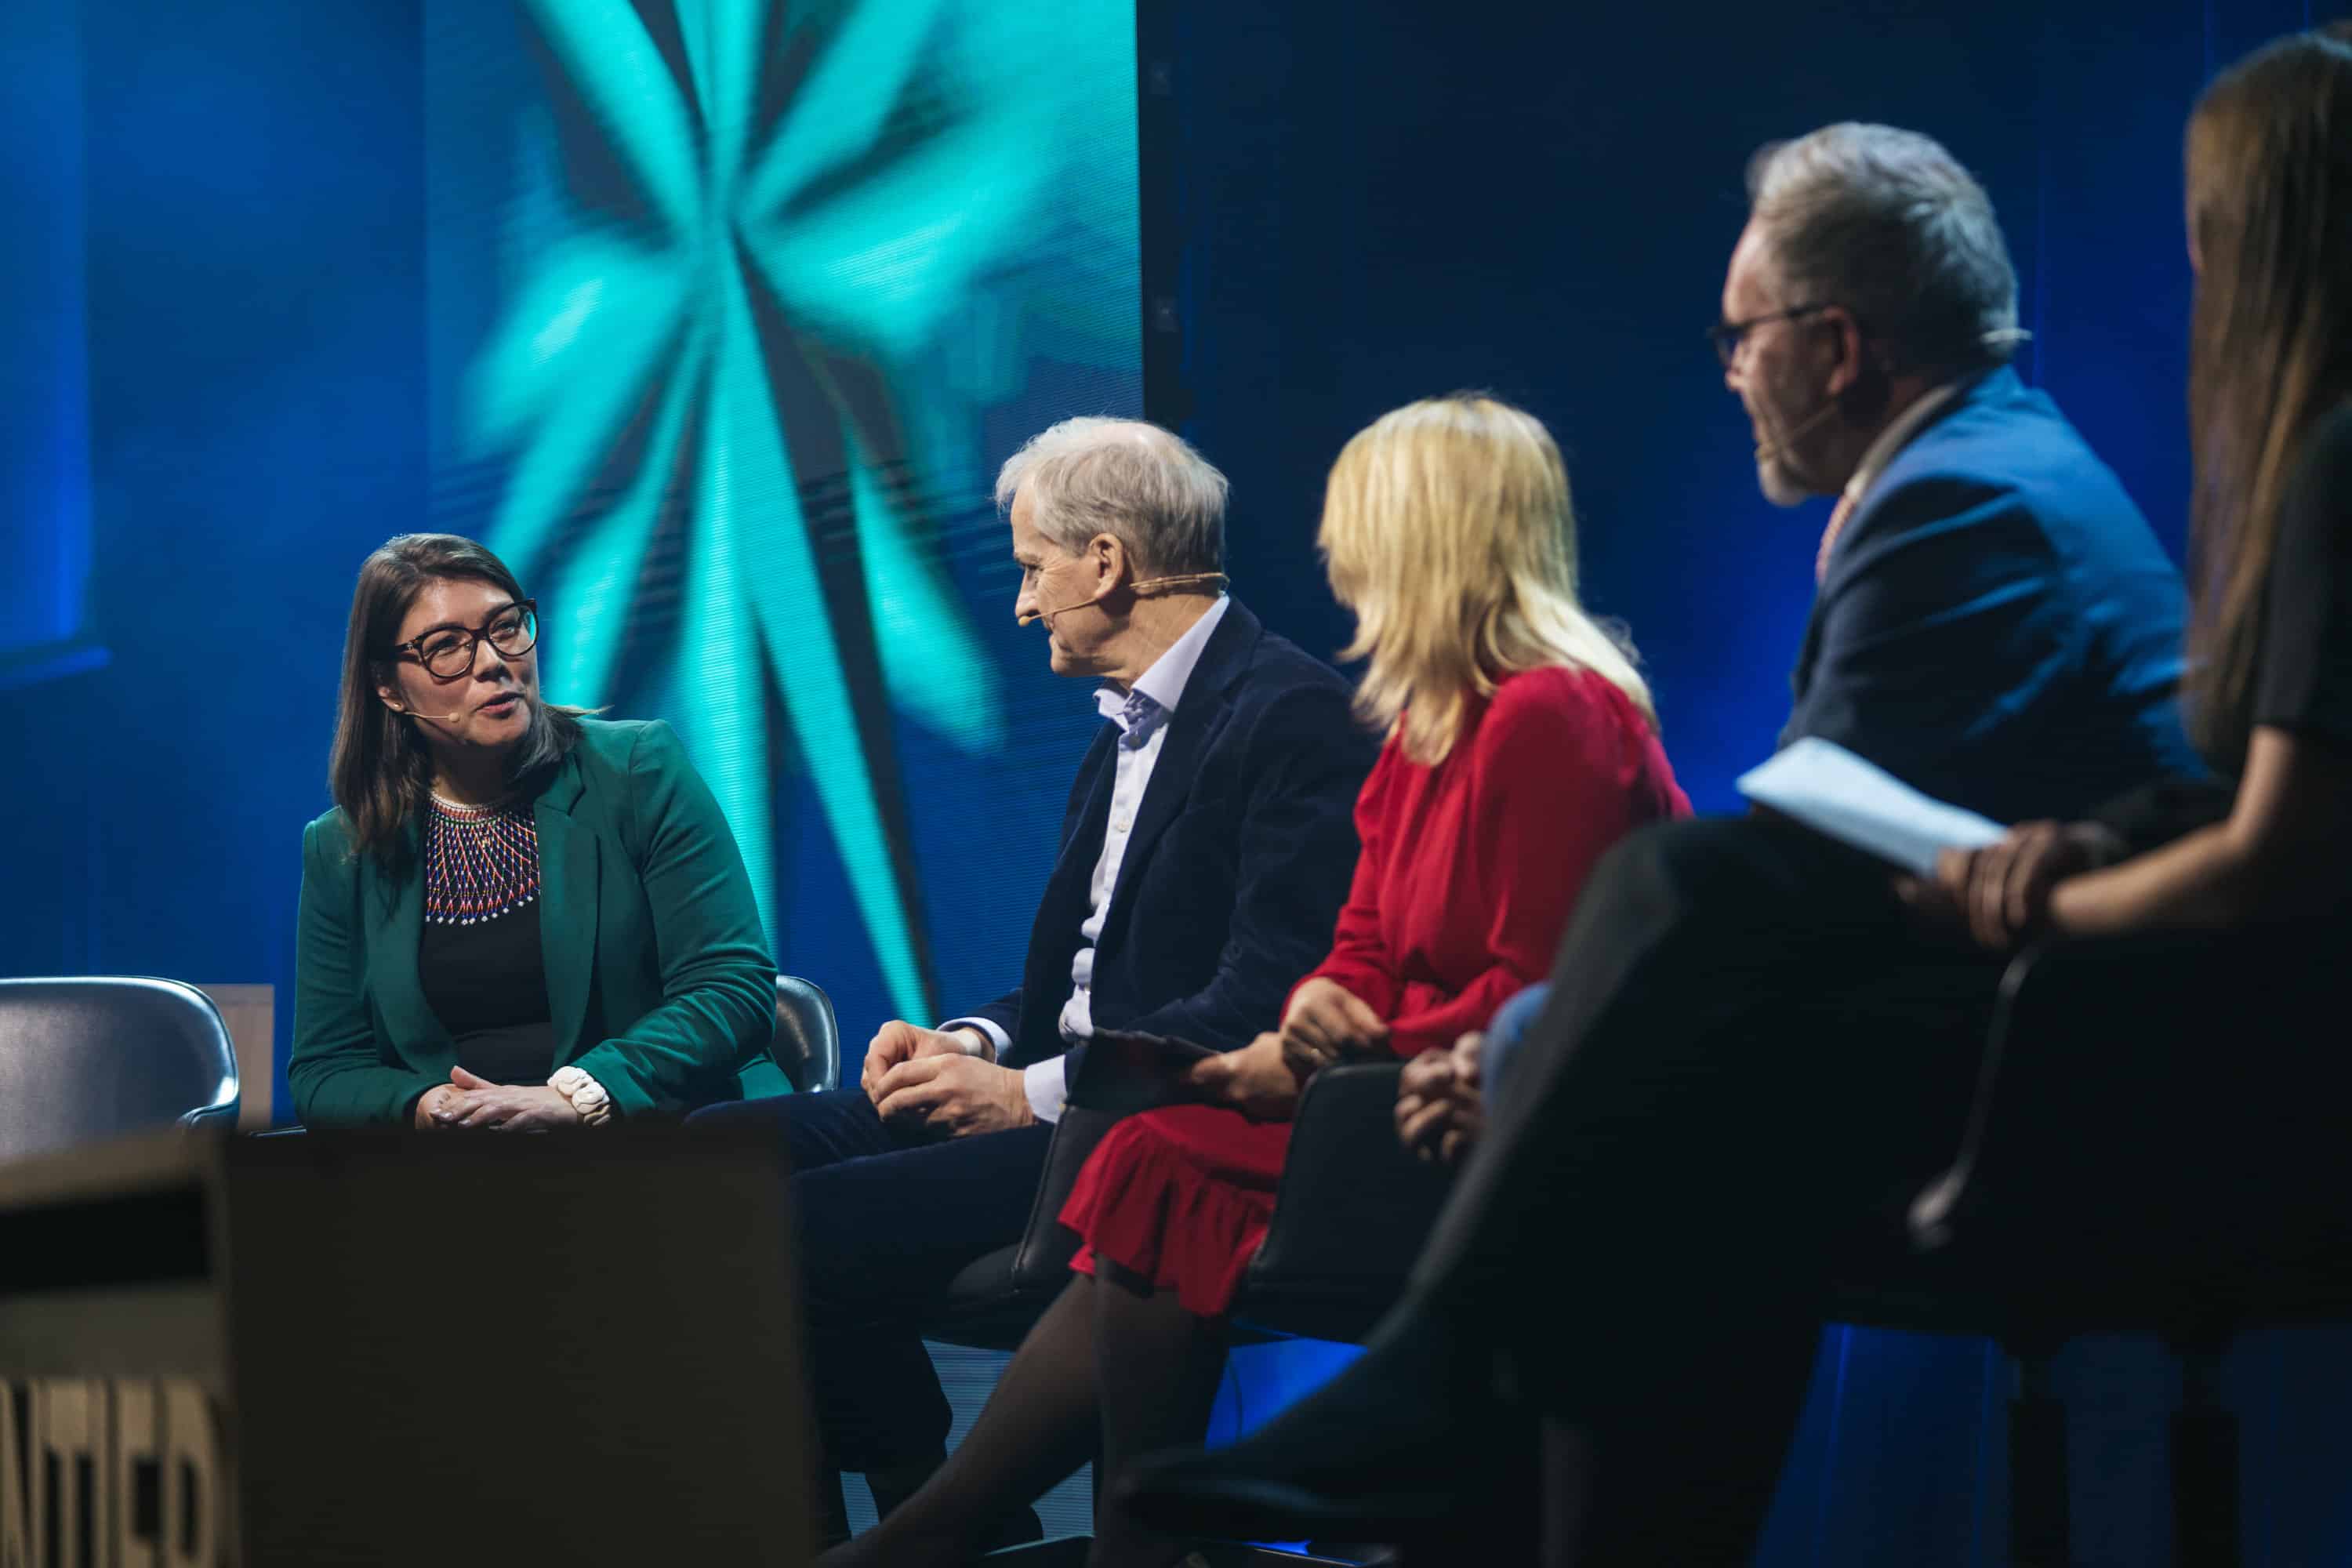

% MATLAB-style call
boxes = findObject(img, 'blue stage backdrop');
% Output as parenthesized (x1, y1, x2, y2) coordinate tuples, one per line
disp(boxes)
(0, 0, 92, 678)
(8, 0, 2352, 1561)
(423, 0, 1142, 1030)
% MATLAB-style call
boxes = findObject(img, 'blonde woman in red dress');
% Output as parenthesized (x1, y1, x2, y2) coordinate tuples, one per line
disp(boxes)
(819, 395, 1690, 1568)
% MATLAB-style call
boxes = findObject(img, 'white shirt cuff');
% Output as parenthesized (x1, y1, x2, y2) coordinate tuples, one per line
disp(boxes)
(1022, 1056, 1067, 1125)
(937, 1016, 1012, 1060)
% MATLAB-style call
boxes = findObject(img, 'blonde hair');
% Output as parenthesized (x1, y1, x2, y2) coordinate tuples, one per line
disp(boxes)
(1318, 396, 1656, 766)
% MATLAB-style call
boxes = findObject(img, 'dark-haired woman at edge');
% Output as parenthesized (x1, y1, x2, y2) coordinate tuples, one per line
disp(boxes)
(290, 533, 782, 1130)
(1126, 30, 2352, 1567)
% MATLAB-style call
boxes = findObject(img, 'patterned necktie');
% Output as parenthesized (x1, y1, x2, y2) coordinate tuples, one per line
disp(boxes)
(1095, 685, 1169, 750)
(1815, 492, 1857, 586)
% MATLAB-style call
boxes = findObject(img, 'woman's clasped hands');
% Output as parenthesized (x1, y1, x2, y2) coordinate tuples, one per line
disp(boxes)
(1185, 976, 1387, 1121)
(414, 1065, 582, 1131)
(1276, 976, 1390, 1076)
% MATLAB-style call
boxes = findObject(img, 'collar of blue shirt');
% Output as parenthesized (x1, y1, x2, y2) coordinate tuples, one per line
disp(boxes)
(1094, 595, 1229, 746)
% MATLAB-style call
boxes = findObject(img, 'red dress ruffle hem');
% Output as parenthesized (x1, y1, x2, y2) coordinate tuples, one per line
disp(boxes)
(1062, 1105, 1294, 1318)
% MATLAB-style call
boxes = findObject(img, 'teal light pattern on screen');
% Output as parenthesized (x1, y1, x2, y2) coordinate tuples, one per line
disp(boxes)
(437, 0, 1140, 1019)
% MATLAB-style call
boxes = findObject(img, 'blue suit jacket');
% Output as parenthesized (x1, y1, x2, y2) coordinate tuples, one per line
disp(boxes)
(1785, 367, 2203, 822)
(967, 600, 1376, 1075)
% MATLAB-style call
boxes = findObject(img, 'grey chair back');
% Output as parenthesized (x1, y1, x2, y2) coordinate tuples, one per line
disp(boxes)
(771, 975, 840, 1095)
(0, 977, 241, 1161)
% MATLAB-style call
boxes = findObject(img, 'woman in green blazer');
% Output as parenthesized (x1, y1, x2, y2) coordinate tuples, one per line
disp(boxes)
(291, 533, 784, 1129)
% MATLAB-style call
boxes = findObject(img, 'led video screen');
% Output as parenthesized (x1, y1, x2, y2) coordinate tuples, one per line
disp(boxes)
(427, 0, 1142, 1029)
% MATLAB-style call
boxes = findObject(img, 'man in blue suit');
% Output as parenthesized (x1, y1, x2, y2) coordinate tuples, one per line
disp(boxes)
(1457, 125, 2207, 1105)
(1726, 142, 2202, 818)
(1432, 123, 2207, 1106)
(1126, 125, 2207, 1563)
(697, 418, 1374, 1548)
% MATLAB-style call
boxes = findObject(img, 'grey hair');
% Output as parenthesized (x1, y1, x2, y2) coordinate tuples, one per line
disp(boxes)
(993, 417, 1228, 576)
(1746, 123, 2022, 376)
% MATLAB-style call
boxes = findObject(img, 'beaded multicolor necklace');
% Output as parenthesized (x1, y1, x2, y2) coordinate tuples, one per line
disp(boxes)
(422, 790, 541, 926)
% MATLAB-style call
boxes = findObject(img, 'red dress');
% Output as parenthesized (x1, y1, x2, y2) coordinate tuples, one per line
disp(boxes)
(1061, 666, 1692, 1316)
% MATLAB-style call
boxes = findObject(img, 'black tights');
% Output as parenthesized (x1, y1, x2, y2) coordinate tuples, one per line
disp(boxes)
(1094, 1263, 1231, 1564)
(815, 1269, 1229, 1568)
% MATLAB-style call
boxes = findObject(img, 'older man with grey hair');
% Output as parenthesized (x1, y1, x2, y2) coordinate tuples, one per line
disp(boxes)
(697, 417, 1374, 1549)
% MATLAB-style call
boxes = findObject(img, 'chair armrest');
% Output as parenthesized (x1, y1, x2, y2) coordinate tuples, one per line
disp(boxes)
(1908, 931, 2243, 1254)
(1247, 1062, 1450, 1294)
(1008, 1105, 1120, 1292)
(771, 976, 841, 1095)
(181, 1102, 241, 1135)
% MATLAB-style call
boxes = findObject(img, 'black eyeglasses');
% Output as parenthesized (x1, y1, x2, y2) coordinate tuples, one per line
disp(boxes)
(1707, 303, 1834, 368)
(387, 601, 539, 680)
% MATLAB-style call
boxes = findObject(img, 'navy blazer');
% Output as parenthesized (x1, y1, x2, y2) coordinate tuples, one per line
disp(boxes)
(967, 599, 1376, 1074)
(1786, 367, 2203, 823)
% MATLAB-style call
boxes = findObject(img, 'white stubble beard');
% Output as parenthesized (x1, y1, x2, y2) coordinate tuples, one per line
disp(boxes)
(1748, 386, 1838, 508)
(1755, 451, 1811, 507)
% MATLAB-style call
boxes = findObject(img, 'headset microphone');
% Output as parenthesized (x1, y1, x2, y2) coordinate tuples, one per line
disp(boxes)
(1752, 398, 1841, 463)
(1018, 598, 1089, 628)
(1017, 572, 1231, 627)
(394, 697, 524, 722)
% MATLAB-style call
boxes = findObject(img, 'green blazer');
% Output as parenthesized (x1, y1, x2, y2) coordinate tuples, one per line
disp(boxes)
(290, 717, 786, 1127)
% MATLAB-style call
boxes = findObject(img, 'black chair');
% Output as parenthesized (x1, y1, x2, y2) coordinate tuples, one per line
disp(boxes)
(0, 976, 241, 1160)
(772, 975, 841, 1095)
(1822, 934, 2352, 1568)
(924, 1104, 1122, 1349)
(1233, 1062, 1450, 1342)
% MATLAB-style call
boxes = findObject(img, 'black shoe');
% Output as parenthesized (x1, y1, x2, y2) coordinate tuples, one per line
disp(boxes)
(1119, 1450, 1463, 1544)
(1116, 1311, 1509, 1542)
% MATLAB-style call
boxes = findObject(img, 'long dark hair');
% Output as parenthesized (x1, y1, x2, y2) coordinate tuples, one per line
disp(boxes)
(2182, 30, 2352, 766)
(328, 534, 586, 864)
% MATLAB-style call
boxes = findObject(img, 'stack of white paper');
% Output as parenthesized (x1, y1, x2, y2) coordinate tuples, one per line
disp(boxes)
(1735, 738, 2005, 874)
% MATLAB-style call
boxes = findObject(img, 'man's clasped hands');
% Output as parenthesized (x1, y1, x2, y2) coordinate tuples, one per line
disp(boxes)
(854, 974, 1400, 1139)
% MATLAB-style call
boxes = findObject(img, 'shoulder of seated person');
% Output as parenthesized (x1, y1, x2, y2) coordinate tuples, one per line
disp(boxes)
(1456, 667, 1644, 774)
(1835, 467, 2078, 582)
(1236, 659, 1363, 746)
(1863, 397, 2132, 523)
(1244, 634, 1355, 702)
(1854, 456, 2024, 523)
(303, 805, 358, 863)
(570, 714, 675, 766)
(1483, 665, 1631, 735)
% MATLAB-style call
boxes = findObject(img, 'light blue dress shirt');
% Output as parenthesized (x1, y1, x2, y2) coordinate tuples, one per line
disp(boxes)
(944, 596, 1232, 1122)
